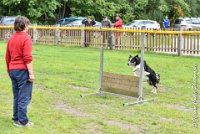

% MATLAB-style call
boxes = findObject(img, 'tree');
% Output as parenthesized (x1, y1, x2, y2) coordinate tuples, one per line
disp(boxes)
(0, 0, 59, 24)
(159, 0, 190, 23)
(0, 0, 199, 25)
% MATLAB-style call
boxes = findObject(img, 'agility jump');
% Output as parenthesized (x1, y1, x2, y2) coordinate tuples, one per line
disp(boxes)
(81, 26, 155, 106)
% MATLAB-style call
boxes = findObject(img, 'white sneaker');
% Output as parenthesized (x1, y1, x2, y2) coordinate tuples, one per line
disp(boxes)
(13, 121, 23, 127)
(25, 121, 34, 127)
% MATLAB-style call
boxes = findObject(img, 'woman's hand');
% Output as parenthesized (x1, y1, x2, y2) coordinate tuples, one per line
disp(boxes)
(29, 74, 35, 82)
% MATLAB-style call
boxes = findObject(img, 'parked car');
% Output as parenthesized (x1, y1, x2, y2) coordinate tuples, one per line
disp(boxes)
(66, 19, 102, 26)
(55, 16, 86, 25)
(174, 17, 200, 30)
(124, 20, 160, 30)
(0, 16, 17, 25)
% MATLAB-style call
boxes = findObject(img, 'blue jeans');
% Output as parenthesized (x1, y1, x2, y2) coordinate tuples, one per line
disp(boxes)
(9, 69, 33, 125)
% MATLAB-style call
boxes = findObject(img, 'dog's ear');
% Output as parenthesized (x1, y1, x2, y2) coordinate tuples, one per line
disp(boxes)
(135, 54, 138, 57)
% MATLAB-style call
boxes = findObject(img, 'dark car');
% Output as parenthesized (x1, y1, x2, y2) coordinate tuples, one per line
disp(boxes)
(55, 16, 86, 25)
(66, 19, 102, 26)
(0, 16, 17, 25)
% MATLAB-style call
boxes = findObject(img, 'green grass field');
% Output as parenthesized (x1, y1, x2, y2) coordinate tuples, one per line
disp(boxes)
(0, 41, 199, 134)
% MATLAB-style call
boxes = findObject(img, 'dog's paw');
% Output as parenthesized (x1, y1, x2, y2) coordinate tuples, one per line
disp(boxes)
(151, 89, 157, 94)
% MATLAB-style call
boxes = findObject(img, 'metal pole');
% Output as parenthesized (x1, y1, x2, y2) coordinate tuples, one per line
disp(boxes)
(99, 46, 104, 91)
(80, 45, 104, 97)
(138, 26, 146, 100)
(193, 64, 198, 128)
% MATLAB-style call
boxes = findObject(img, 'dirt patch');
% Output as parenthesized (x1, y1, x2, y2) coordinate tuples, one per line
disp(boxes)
(87, 123, 104, 134)
(33, 83, 44, 90)
(164, 103, 192, 112)
(68, 84, 90, 90)
(54, 100, 89, 117)
(107, 120, 147, 133)
(157, 84, 172, 92)
(158, 116, 174, 122)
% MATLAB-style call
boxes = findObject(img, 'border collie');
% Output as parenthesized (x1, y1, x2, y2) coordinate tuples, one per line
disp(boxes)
(127, 55, 160, 93)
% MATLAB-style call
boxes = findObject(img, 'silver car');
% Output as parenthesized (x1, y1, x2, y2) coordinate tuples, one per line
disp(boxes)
(124, 20, 160, 30)
(0, 16, 16, 25)
(174, 17, 200, 30)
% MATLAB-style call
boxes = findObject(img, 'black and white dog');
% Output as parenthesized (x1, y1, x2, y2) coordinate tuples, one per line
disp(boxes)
(127, 55, 160, 93)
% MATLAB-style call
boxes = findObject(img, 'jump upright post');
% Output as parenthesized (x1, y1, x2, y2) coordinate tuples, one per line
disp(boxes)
(80, 46, 104, 97)
(123, 26, 155, 106)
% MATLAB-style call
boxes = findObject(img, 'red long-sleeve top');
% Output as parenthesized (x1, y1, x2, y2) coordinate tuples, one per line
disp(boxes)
(5, 31, 32, 72)
(114, 17, 123, 28)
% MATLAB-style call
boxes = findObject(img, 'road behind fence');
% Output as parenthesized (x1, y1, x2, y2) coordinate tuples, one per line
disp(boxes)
(0, 25, 200, 56)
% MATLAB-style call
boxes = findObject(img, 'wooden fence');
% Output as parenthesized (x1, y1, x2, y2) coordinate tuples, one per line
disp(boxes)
(0, 25, 200, 56)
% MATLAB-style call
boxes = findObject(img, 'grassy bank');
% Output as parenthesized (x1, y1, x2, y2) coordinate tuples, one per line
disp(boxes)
(0, 41, 199, 134)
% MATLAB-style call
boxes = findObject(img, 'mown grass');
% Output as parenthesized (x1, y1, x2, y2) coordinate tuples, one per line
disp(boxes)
(0, 41, 199, 134)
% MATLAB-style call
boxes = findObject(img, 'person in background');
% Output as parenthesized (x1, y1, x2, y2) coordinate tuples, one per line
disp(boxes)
(163, 16, 170, 29)
(101, 16, 111, 27)
(101, 16, 112, 49)
(82, 16, 96, 26)
(5, 16, 35, 127)
(114, 14, 123, 29)
(82, 16, 96, 47)
(113, 14, 123, 48)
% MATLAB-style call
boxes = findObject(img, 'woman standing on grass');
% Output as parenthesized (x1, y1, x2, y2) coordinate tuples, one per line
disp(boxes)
(5, 16, 35, 127)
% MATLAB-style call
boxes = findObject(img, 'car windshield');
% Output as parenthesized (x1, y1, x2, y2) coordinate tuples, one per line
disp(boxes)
(2, 17, 16, 24)
(144, 21, 155, 25)
(174, 19, 183, 24)
(70, 20, 82, 25)
(186, 19, 192, 24)
(125, 21, 140, 26)
(64, 19, 78, 25)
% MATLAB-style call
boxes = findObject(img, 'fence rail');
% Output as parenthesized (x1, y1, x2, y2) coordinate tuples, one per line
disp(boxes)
(0, 25, 200, 56)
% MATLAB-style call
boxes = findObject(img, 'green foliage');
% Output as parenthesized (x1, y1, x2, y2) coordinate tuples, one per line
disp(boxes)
(68, 0, 133, 23)
(158, 0, 191, 23)
(0, 0, 59, 24)
(0, 0, 199, 24)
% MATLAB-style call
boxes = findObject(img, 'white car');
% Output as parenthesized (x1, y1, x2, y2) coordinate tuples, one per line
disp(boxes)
(174, 17, 200, 30)
(124, 20, 160, 30)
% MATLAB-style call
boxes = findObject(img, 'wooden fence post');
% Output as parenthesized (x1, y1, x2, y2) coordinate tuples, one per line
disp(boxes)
(110, 29, 114, 50)
(33, 24, 37, 43)
(55, 25, 61, 45)
(80, 25, 85, 47)
(177, 27, 183, 56)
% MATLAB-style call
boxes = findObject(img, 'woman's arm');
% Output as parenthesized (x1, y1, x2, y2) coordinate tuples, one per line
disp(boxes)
(5, 42, 11, 75)
(26, 62, 35, 82)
